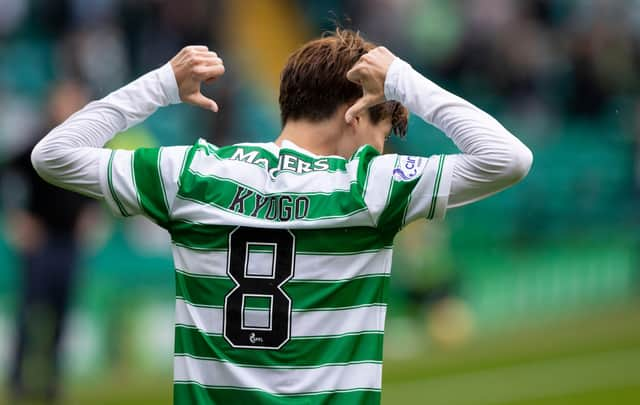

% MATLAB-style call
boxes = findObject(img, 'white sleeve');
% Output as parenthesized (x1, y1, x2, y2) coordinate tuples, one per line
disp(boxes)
(384, 58, 533, 209)
(99, 146, 190, 222)
(30, 62, 181, 199)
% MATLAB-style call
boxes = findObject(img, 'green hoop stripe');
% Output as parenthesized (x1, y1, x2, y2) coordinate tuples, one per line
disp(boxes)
(176, 271, 390, 310)
(169, 222, 394, 253)
(175, 325, 383, 368)
(173, 382, 381, 405)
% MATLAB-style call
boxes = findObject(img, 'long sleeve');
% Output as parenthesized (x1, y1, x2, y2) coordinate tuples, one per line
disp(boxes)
(384, 58, 533, 208)
(30, 62, 181, 199)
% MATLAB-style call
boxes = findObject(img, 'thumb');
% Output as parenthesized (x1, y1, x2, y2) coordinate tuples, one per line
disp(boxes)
(188, 92, 219, 112)
(345, 96, 372, 124)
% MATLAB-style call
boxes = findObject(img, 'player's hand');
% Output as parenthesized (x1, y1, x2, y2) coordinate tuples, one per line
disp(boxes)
(170, 46, 225, 112)
(345, 46, 396, 124)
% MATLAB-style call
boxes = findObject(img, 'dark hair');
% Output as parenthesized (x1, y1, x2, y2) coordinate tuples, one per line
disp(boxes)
(279, 28, 408, 137)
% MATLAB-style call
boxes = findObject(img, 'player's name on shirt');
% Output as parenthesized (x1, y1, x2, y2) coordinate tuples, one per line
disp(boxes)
(230, 147, 330, 175)
(228, 186, 310, 221)
(223, 146, 337, 221)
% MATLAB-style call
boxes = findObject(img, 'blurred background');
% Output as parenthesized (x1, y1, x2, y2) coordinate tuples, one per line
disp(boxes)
(0, 0, 639, 404)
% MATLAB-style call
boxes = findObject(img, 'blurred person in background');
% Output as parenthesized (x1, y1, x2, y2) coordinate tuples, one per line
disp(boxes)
(392, 221, 473, 348)
(3, 81, 93, 404)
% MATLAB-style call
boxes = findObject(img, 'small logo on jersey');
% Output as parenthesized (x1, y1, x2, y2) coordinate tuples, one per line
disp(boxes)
(249, 333, 263, 344)
(393, 156, 424, 182)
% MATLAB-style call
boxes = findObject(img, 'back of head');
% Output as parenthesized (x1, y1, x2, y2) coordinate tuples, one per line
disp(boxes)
(279, 29, 407, 137)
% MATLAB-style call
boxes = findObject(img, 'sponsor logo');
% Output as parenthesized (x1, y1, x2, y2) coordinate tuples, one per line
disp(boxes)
(230, 148, 330, 175)
(393, 156, 424, 182)
(249, 332, 263, 344)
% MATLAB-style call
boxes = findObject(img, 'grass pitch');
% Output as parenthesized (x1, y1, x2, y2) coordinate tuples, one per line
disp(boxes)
(8, 301, 639, 405)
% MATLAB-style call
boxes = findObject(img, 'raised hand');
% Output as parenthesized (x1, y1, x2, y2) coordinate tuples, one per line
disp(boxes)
(170, 46, 225, 112)
(344, 47, 396, 124)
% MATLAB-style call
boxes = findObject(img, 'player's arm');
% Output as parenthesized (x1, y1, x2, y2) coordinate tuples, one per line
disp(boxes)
(30, 46, 224, 199)
(346, 47, 533, 208)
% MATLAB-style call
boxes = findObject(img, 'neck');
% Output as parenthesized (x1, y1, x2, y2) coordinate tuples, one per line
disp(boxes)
(275, 110, 355, 158)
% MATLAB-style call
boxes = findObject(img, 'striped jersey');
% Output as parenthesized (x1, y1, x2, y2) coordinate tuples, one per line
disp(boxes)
(99, 138, 454, 405)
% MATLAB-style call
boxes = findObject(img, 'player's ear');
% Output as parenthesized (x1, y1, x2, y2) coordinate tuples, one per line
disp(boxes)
(345, 113, 361, 137)
(342, 104, 359, 129)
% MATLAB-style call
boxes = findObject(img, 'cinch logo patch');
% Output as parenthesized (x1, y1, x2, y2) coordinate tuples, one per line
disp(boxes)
(393, 156, 425, 182)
